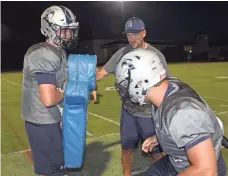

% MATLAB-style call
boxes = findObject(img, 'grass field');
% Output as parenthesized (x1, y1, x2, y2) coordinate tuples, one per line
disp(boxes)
(1, 62, 228, 176)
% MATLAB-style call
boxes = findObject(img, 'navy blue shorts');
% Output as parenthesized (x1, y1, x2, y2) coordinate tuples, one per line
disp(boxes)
(25, 121, 67, 176)
(147, 153, 227, 176)
(146, 155, 178, 176)
(120, 107, 162, 155)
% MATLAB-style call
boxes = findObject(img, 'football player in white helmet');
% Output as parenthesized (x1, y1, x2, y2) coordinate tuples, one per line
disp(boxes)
(22, 5, 79, 176)
(41, 5, 79, 50)
(116, 49, 227, 176)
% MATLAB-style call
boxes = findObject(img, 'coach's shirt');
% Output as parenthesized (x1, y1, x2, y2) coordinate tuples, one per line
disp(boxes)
(152, 77, 223, 173)
(21, 42, 67, 124)
(104, 44, 171, 118)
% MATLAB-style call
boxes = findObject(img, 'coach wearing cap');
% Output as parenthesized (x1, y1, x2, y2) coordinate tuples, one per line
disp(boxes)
(97, 17, 171, 176)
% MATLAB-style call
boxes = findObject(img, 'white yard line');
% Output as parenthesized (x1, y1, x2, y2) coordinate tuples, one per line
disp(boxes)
(204, 96, 228, 102)
(217, 105, 228, 115)
(3, 148, 32, 156)
(130, 167, 149, 176)
(86, 131, 93, 136)
(2, 78, 100, 137)
(2, 133, 120, 156)
(88, 112, 120, 126)
(215, 105, 228, 115)
(87, 132, 120, 141)
(3, 78, 120, 126)
(216, 111, 228, 115)
(2, 78, 22, 87)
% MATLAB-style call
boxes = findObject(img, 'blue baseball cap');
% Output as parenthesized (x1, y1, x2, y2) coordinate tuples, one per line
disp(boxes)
(122, 17, 145, 34)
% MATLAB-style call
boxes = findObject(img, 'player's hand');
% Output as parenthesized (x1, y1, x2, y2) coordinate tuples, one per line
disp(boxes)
(142, 135, 159, 153)
(96, 71, 102, 80)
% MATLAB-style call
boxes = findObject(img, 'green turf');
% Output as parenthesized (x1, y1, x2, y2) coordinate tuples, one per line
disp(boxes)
(1, 135, 149, 176)
(1, 62, 228, 175)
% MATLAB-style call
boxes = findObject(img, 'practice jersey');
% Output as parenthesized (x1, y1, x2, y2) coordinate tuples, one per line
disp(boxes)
(152, 77, 223, 173)
(104, 44, 171, 118)
(21, 42, 67, 124)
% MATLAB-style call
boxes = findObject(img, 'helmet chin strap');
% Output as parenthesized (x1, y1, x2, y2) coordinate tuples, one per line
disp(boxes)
(142, 41, 147, 49)
(46, 40, 59, 48)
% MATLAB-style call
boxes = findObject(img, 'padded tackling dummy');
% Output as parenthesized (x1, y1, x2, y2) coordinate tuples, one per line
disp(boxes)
(62, 54, 97, 169)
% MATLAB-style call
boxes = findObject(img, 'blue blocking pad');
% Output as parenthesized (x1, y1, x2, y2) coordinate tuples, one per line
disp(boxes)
(62, 54, 97, 168)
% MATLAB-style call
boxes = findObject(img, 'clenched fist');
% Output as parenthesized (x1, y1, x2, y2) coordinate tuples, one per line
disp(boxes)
(142, 135, 159, 153)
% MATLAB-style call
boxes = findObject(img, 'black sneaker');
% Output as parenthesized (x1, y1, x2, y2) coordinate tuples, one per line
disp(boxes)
(93, 100, 99, 104)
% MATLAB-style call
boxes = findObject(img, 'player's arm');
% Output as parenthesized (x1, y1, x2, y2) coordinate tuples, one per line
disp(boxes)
(37, 73, 64, 107)
(178, 138, 217, 176)
(96, 47, 125, 81)
(29, 49, 64, 107)
(169, 107, 217, 176)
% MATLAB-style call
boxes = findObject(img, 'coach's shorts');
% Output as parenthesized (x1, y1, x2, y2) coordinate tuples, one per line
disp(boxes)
(25, 121, 67, 176)
(120, 107, 162, 155)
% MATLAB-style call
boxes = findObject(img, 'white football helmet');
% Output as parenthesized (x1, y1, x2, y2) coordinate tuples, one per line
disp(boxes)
(41, 5, 80, 50)
(116, 49, 167, 105)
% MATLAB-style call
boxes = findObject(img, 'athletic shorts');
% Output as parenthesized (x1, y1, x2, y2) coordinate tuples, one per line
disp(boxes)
(120, 107, 162, 155)
(146, 153, 227, 176)
(25, 121, 67, 176)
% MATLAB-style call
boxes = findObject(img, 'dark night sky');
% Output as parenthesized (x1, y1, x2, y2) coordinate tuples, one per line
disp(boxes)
(2, 1, 228, 70)
(2, 1, 228, 42)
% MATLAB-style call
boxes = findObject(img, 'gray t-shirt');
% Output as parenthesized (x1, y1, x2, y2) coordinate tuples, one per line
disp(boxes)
(153, 77, 223, 173)
(104, 44, 171, 118)
(21, 42, 67, 124)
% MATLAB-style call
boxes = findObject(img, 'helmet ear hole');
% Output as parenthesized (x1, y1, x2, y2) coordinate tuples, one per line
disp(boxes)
(135, 56, 140, 60)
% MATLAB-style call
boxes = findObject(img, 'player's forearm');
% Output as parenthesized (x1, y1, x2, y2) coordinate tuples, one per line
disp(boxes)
(55, 89, 64, 105)
(42, 89, 64, 107)
(178, 165, 216, 176)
